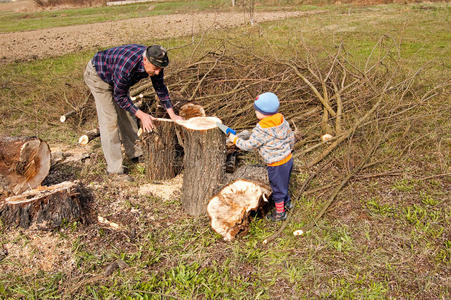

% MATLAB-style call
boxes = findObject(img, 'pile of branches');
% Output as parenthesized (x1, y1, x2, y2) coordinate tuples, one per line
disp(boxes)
(132, 37, 444, 170)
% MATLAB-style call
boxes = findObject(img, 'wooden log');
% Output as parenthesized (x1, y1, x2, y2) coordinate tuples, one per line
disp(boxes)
(176, 117, 226, 216)
(59, 110, 75, 123)
(0, 136, 51, 196)
(141, 118, 183, 181)
(207, 179, 271, 241)
(78, 128, 100, 146)
(0, 181, 87, 229)
(224, 164, 269, 187)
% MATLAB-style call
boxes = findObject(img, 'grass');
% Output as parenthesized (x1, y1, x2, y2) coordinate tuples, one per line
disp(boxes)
(0, 2, 450, 299)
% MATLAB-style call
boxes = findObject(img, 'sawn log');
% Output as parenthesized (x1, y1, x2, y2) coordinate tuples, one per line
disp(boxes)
(0, 136, 51, 196)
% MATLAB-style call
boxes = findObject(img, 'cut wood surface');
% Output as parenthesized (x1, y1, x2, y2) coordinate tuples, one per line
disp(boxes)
(0, 181, 87, 229)
(141, 118, 183, 181)
(207, 179, 271, 241)
(178, 103, 206, 119)
(0, 136, 51, 195)
(78, 128, 100, 146)
(176, 116, 226, 216)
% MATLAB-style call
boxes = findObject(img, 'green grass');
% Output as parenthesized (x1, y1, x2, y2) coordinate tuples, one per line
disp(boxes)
(0, 0, 230, 32)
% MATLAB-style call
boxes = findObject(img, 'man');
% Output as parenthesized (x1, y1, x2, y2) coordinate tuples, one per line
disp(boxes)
(84, 44, 182, 180)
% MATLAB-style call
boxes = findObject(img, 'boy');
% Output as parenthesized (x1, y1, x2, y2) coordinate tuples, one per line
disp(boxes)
(228, 92, 295, 221)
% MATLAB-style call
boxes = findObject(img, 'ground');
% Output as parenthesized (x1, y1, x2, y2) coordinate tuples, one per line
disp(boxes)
(0, 0, 314, 64)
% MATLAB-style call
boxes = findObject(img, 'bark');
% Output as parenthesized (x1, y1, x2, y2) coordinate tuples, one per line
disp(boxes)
(223, 164, 269, 187)
(142, 118, 183, 181)
(0, 136, 51, 196)
(176, 117, 226, 216)
(0, 181, 89, 229)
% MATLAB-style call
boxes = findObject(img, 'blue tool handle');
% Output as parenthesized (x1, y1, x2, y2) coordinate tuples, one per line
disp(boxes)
(226, 128, 236, 135)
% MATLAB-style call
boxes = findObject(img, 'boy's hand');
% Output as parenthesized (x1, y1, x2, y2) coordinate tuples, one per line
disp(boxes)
(227, 133, 237, 143)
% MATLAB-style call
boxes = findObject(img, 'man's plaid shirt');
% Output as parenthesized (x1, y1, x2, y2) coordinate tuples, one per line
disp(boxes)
(92, 44, 172, 115)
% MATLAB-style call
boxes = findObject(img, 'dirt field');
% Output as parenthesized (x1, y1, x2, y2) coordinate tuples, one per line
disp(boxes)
(0, 9, 316, 64)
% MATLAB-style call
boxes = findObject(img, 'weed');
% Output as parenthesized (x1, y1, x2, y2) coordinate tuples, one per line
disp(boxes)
(366, 197, 394, 216)
(392, 179, 415, 192)
(420, 191, 439, 206)
(327, 225, 354, 253)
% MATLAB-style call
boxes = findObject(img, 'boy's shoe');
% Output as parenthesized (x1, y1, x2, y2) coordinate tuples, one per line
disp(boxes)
(266, 210, 287, 222)
(285, 202, 294, 211)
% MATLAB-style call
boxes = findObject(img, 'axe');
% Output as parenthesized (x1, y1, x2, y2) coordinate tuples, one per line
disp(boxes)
(216, 122, 236, 135)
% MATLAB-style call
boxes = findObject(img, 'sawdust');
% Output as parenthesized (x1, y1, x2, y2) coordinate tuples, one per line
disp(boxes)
(2, 229, 74, 275)
(138, 173, 183, 201)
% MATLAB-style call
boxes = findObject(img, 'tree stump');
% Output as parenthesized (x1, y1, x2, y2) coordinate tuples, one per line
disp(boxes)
(0, 181, 88, 229)
(206, 164, 272, 241)
(176, 117, 226, 216)
(207, 179, 271, 241)
(141, 118, 183, 181)
(0, 136, 51, 196)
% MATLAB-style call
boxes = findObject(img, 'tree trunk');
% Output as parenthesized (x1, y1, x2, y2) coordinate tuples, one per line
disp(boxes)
(176, 117, 226, 216)
(0, 181, 88, 229)
(142, 118, 183, 181)
(0, 136, 51, 196)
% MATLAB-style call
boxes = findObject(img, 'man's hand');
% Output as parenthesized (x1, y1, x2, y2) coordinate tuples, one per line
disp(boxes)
(135, 109, 155, 133)
(170, 114, 184, 121)
(227, 133, 237, 143)
(166, 108, 184, 121)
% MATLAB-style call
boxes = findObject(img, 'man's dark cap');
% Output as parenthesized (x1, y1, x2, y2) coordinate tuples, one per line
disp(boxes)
(145, 45, 169, 68)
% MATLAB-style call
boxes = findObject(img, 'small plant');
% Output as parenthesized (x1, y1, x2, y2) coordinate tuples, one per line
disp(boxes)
(404, 204, 427, 226)
(420, 191, 438, 206)
(392, 179, 415, 192)
(328, 226, 354, 253)
(366, 198, 394, 216)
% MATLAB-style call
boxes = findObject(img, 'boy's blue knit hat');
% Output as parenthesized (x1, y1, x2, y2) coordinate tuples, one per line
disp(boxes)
(254, 92, 279, 115)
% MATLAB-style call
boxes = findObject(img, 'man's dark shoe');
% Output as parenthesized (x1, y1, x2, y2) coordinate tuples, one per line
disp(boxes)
(266, 210, 287, 222)
(109, 173, 134, 183)
(285, 202, 294, 211)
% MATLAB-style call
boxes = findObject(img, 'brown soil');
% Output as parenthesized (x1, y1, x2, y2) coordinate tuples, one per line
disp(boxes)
(0, 10, 318, 64)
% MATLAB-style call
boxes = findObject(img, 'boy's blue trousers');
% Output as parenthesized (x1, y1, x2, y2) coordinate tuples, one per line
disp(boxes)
(267, 158, 293, 206)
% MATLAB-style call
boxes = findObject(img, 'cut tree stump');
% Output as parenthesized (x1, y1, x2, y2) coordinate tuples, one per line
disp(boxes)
(0, 136, 51, 196)
(207, 179, 271, 241)
(176, 117, 226, 216)
(0, 181, 88, 229)
(207, 164, 272, 241)
(141, 118, 183, 181)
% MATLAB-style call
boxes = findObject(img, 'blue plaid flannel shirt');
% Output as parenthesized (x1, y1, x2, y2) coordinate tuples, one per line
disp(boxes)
(92, 44, 172, 115)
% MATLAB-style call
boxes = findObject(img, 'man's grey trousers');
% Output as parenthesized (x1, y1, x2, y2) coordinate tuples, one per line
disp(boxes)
(84, 61, 142, 174)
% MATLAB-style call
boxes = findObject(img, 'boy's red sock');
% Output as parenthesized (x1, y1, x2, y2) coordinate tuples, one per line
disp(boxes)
(275, 201, 285, 214)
